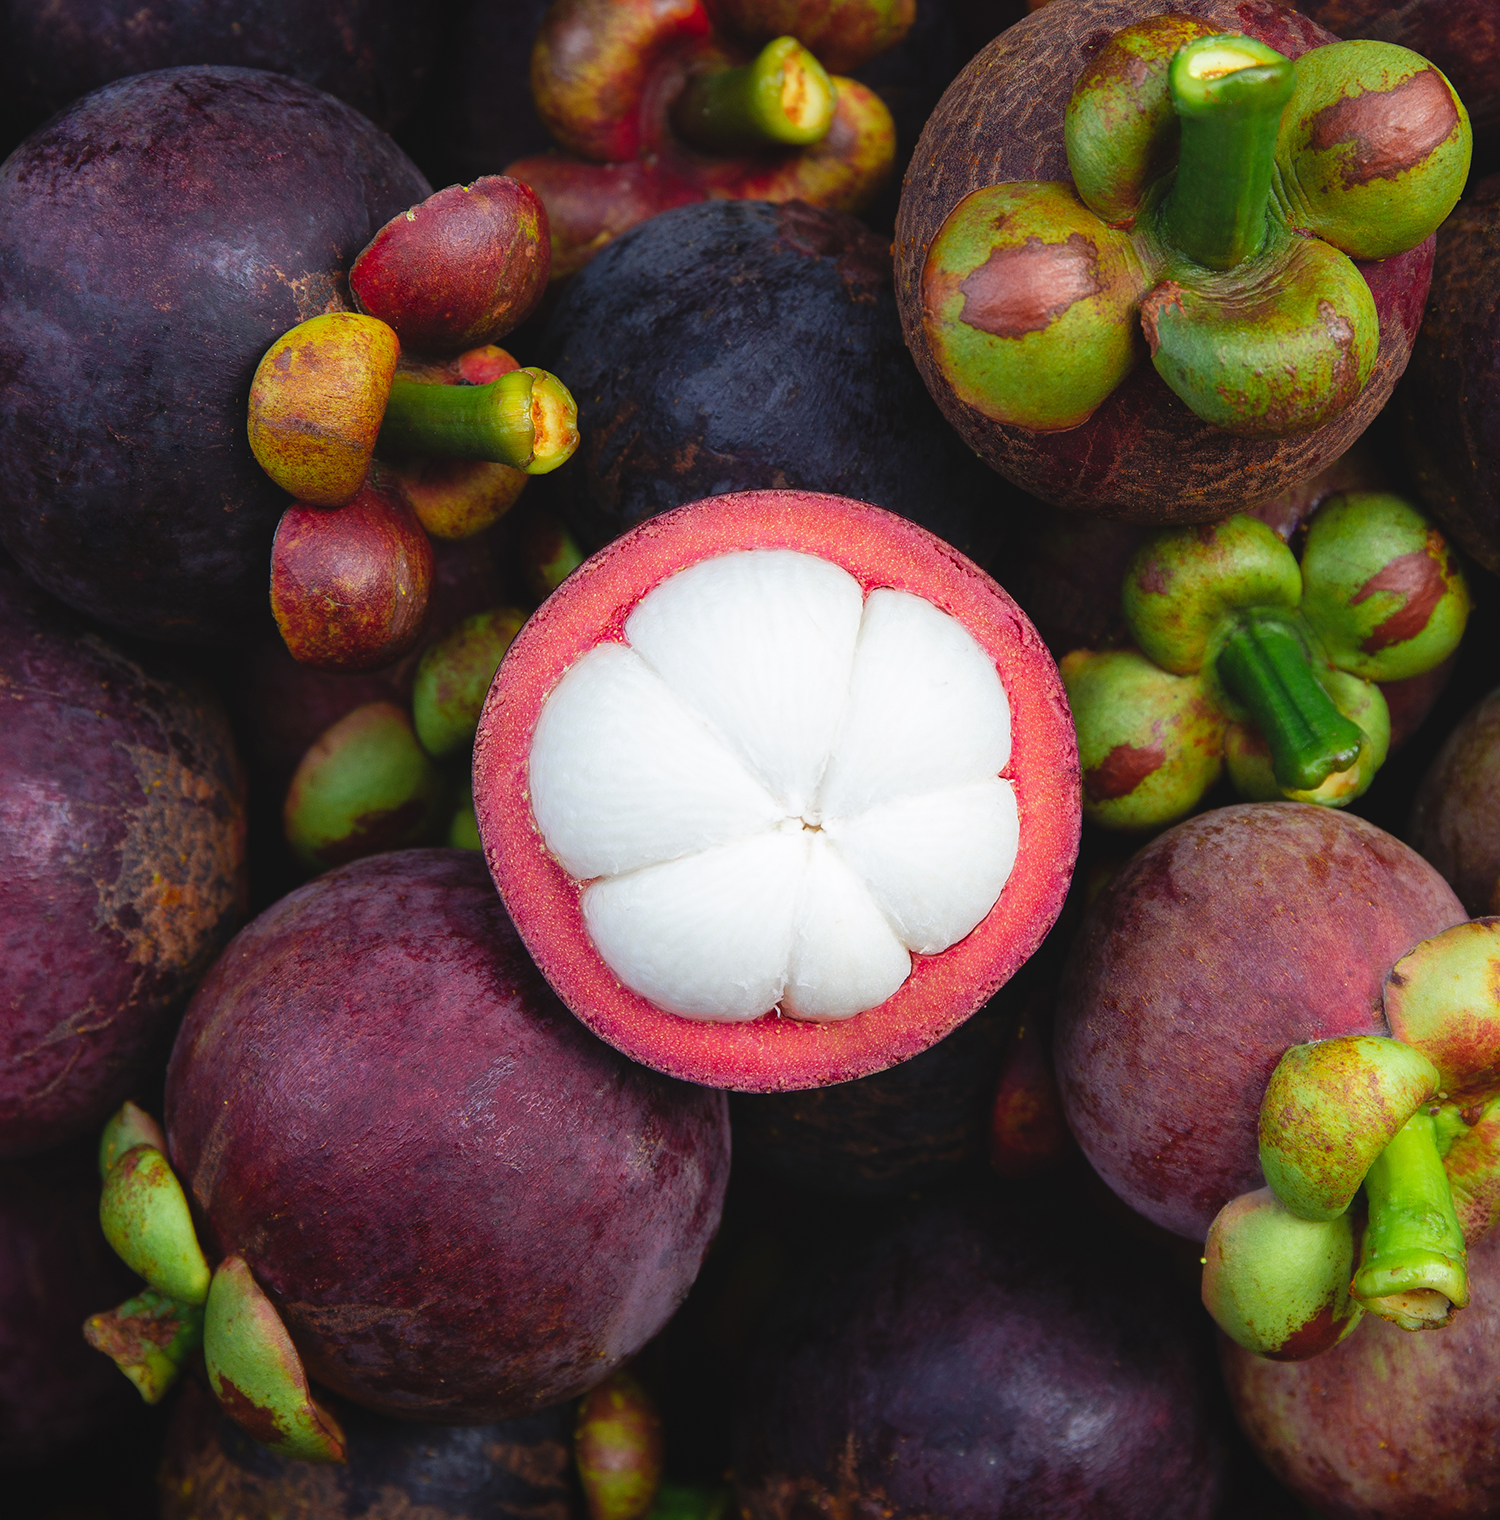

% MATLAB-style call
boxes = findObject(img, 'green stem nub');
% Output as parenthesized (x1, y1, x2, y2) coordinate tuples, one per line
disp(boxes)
(1354, 1110, 1469, 1329)
(1162, 34, 1296, 270)
(1214, 610, 1363, 793)
(377, 369, 579, 475)
(671, 36, 836, 153)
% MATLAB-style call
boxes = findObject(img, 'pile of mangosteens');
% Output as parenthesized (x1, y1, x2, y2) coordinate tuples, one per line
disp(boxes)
(8, 1, 1500, 1517)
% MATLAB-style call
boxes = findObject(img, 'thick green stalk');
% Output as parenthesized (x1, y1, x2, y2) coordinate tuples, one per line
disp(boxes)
(1353, 1110, 1469, 1328)
(671, 36, 835, 153)
(377, 369, 578, 474)
(1162, 35, 1296, 270)
(1213, 610, 1363, 793)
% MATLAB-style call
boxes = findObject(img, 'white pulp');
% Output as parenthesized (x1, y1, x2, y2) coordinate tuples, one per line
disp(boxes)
(528, 549, 1018, 1022)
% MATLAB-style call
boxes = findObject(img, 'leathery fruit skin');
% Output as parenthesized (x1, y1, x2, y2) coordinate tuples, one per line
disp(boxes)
(893, 0, 1435, 523)
(164, 849, 730, 1422)
(0, 567, 247, 1159)
(472, 488, 1080, 1092)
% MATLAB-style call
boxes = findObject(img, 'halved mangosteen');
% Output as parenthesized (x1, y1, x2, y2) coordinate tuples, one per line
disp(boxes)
(473, 488, 1080, 1091)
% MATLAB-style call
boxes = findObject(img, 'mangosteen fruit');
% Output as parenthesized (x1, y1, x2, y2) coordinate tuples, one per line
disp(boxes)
(164, 848, 730, 1423)
(0, 568, 246, 1159)
(1222, 1213, 1500, 1518)
(0, 67, 430, 643)
(1, 0, 439, 134)
(1408, 685, 1500, 915)
(473, 488, 1080, 1091)
(733, 1185, 1228, 1519)
(1400, 173, 1500, 575)
(894, 0, 1456, 521)
(0, 1149, 140, 1470)
(158, 1377, 582, 1520)
(1055, 803, 1466, 1242)
(534, 197, 1018, 563)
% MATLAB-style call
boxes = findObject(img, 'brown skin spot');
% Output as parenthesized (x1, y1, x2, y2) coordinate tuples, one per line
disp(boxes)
(1135, 554, 1170, 594)
(1263, 1300, 1349, 1362)
(1138, 281, 1184, 356)
(1307, 67, 1460, 187)
(1352, 534, 1449, 652)
(83, 1302, 183, 1360)
(957, 233, 1101, 339)
(1084, 742, 1165, 802)
(212, 1374, 287, 1446)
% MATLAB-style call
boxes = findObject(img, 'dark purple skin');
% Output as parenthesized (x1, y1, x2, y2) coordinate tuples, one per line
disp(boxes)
(0, 68, 431, 644)
(0, 568, 246, 1159)
(1054, 804, 1466, 1241)
(1408, 685, 1500, 916)
(0, 1149, 140, 1472)
(164, 849, 731, 1423)
(893, 0, 1436, 523)
(1222, 1216, 1500, 1518)
(0, 0, 439, 136)
(729, 987, 1012, 1197)
(159, 1377, 583, 1520)
(1299, 0, 1500, 148)
(1399, 174, 1500, 576)
(733, 1186, 1227, 1520)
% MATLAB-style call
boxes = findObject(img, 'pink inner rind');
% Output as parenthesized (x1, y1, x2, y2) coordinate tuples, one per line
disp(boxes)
(472, 489, 1081, 1091)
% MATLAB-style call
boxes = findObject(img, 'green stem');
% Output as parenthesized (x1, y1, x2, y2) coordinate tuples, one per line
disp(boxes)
(1213, 610, 1364, 793)
(1161, 34, 1296, 270)
(670, 36, 835, 153)
(377, 369, 578, 475)
(1353, 1110, 1468, 1328)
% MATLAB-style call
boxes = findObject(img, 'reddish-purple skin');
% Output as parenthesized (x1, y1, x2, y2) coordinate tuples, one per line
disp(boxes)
(893, 0, 1436, 522)
(1408, 685, 1500, 916)
(1400, 174, 1500, 576)
(0, 1150, 140, 1471)
(0, 568, 247, 1158)
(164, 849, 731, 1423)
(733, 1189, 1226, 1520)
(1222, 1217, 1500, 1518)
(1054, 804, 1466, 1240)
(352, 178, 552, 354)
(270, 482, 435, 673)
(0, 67, 430, 644)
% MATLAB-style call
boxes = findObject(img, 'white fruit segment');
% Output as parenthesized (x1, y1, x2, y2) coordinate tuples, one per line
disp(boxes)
(527, 549, 1017, 1023)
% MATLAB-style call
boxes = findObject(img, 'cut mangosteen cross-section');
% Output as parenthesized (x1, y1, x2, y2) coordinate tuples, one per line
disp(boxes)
(474, 490, 1080, 1091)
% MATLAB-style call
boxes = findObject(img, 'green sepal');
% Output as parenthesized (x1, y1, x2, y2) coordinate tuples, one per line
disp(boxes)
(99, 1145, 211, 1306)
(1276, 41, 1471, 261)
(1123, 515, 1301, 675)
(1353, 1109, 1469, 1329)
(1384, 919, 1500, 1100)
(671, 36, 836, 153)
(1065, 13, 1220, 228)
(283, 701, 446, 873)
(413, 607, 527, 759)
(83, 1288, 204, 1404)
(1299, 492, 1469, 682)
(1442, 1096, 1500, 1244)
(98, 1101, 167, 1181)
(575, 1370, 664, 1520)
(1142, 231, 1378, 438)
(920, 181, 1151, 432)
(1222, 663, 1387, 805)
(1259, 1036, 1439, 1221)
(204, 1255, 347, 1464)
(1059, 647, 1225, 832)
(1202, 1187, 1364, 1360)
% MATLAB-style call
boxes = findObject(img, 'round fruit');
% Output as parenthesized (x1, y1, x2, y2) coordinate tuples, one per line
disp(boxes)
(1409, 685, 1500, 915)
(165, 848, 729, 1422)
(473, 489, 1079, 1091)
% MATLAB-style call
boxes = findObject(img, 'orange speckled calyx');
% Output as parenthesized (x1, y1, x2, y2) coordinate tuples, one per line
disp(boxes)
(247, 313, 399, 508)
(270, 482, 434, 672)
(350, 178, 551, 354)
(471, 490, 1081, 1092)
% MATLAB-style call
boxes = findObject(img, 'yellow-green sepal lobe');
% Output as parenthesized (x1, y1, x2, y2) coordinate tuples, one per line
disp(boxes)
(99, 1145, 211, 1306)
(83, 1288, 204, 1404)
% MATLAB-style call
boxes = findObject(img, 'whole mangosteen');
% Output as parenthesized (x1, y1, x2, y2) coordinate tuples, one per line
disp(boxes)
(164, 848, 730, 1423)
(0, 67, 430, 643)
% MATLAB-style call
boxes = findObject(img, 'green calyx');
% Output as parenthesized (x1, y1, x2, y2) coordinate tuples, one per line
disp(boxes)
(1385, 919, 1500, 1101)
(922, 17, 1470, 437)
(575, 1370, 664, 1520)
(98, 1100, 167, 1180)
(204, 1255, 347, 1464)
(671, 36, 836, 153)
(83, 1289, 204, 1404)
(413, 606, 527, 760)
(100, 1145, 211, 1307)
